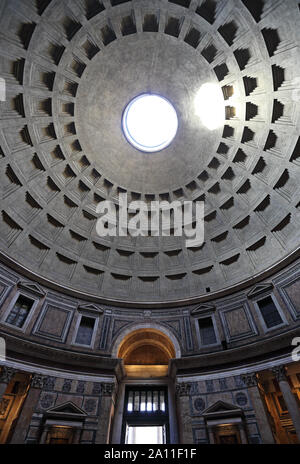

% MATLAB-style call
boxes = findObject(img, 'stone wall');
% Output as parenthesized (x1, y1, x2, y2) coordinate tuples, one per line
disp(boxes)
(176, 375, 261, 444)
(17, 375, 115, 444)
(0, 260, 299, 362)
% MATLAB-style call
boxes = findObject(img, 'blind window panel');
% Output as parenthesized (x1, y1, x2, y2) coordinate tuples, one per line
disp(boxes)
(75, 316, 95, 345)
(6, 295, 33, 328)
(258, 296, 283, 328)
(199, 317, 217, 345)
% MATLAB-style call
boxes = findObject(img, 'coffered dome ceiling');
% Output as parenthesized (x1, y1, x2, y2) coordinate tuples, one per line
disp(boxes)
(0, 0, 299, 304)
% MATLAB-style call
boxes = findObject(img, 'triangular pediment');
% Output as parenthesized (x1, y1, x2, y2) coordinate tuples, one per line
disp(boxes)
(46, 401, 87, 417)
(18, 280, 45, 297)
(247, 283, 273, 299)
(203, 400, 242, 416)
(191, 304, 216, 316)
(77, 303, 104, 314)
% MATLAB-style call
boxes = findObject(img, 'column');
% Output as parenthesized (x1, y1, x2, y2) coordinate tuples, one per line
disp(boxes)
(241, 372, 275, 443)
(95, 382, 116, 444)
(175, 382, 194, 444)
(237, 422, 248, 444)
(272, 365, 300, 441)
(40, 424, 51, 444)
(168, 379, 179, 444)
(111, 382, 125, 444)
(0, 366, 16, 400)
(9, 373, 43, 444)
(207, 425, 215, 444)
(0, 378, 30, 444)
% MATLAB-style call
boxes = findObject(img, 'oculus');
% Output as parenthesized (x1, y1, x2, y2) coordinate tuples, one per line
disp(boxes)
(122, 94, 178, 152)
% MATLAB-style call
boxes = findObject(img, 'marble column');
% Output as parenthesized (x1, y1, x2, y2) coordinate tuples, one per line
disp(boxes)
(175, 382, 194, 444)
(272, 365, 300, 441)
(168, 380, 179, 444)
(10, 373, 42, 444)
(241, 372, 275, 443)
(95, 382, 116, 444)
(238, 422, 248, 444)
(0, 366, 16, 400)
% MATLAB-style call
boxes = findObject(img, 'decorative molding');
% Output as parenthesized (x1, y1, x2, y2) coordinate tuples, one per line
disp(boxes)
(206, 379, 214, 393)
(0, 271, 16, 308)
(101, 382, 115, 396)
(77, 303, 104, 315)
(274, 265, 300, 320)
(92, 383, 102, 395)
(0, 366, 16, 384)
(272, 365, 287, 382)
(247, 283, 273, 299)
(191, 304, 216, 316)
(183, 315, 194, 351)
(235, 391, 248, 407)
(17, 280, 45, 297)
(219, 301, 258, 343)
(0, 331, 121, 372)
(241, 372, 258, 387)
(62, 379, 72, 393)
(40, 392, 56, 410)
(193, 397, 206, 413)
(45, 401, 87, 418)
(111, 319, 132, 339)
(202, 400, 243, 419)
(83, 397, 98, 414)
(43, 376, 56, 391)
(176, 382, 193, 397)
(76, 381, 85, 394)
(31, 373, 46, 389)
(99, 315, 111, 350)
(160, 319, 182, 339)
(92, 382, 115, 396)
(32, 298, 74, 342)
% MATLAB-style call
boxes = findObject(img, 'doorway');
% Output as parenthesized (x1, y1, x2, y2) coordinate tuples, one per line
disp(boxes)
(125, 425, 166, 444)
(121, 386, 169, 444)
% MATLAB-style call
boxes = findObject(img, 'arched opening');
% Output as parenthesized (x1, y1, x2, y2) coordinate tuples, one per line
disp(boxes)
(116, 329, 177, 444)
(118, 328, 176, 378)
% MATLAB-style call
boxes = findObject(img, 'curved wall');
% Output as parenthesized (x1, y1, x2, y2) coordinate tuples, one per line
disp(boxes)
(0, 257, 299, 369)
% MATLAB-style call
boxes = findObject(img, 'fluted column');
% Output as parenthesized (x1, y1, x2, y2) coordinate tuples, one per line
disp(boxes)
(272, 366, 300, 441)
(241, 372, 275, 443)
(0, 366, 16, 400)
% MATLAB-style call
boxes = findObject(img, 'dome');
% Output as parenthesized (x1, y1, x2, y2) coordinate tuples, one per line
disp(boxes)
(0, 0, 299, 304)
(0, 0, 300, 448)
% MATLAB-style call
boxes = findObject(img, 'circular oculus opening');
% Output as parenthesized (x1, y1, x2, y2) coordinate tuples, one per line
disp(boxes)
(122, 94, 178, 152)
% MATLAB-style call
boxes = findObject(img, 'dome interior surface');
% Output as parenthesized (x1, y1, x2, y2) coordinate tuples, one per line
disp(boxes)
(0, 0, 299, 304)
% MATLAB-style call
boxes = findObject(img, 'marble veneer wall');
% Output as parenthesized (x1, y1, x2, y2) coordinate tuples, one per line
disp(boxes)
(0, 259, 299, 359)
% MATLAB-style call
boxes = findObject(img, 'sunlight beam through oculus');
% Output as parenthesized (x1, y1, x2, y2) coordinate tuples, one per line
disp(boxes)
(194, 83, 225, 130)
(122, 94, 178, 152)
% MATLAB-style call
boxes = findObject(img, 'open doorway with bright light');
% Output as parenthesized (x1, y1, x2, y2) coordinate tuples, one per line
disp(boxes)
(125, 425, 166, 444)
(121, 386, 169, 444)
